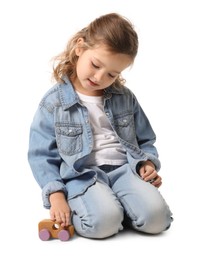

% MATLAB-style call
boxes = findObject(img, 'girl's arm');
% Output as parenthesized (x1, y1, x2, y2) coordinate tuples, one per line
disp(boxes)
(28, 104, 67, 209)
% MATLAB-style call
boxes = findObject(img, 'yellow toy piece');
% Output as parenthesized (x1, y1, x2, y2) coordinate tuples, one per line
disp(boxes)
(38, 219, 74, 241)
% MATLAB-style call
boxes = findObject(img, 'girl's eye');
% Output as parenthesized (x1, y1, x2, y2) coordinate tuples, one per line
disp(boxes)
(108, 73, 116, 78)
(91, 61, 117, 78)
(91, 62, 99, 69)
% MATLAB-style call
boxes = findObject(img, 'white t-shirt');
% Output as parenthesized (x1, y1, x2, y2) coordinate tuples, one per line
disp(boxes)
(77, 91, 127, 166)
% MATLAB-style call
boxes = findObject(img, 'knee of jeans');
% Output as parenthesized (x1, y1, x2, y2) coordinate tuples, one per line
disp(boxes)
(73, 205, 124, 239)
(132, 203, 173, 234)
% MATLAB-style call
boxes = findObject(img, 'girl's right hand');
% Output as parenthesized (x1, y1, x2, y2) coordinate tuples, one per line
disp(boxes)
(49, 191, 71, 227)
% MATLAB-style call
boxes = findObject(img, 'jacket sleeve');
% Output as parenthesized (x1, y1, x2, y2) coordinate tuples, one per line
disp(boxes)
(133, 96, 161, 171)
(27, 103, 67, 209)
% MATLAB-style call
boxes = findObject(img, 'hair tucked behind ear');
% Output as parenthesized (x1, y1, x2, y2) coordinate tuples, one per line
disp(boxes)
(52, 13, 138, 85)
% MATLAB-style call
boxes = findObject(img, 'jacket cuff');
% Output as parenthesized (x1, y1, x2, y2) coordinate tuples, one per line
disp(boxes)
(143, 153, 161, 171)
(136, 154, 161, 173)
(42, 181, 67, 209)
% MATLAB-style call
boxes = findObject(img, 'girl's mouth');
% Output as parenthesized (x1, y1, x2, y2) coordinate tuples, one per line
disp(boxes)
(88, 79, 99, 87)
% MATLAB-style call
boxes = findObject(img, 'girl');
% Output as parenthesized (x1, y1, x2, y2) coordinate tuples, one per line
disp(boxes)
(28, 13, 173, 239)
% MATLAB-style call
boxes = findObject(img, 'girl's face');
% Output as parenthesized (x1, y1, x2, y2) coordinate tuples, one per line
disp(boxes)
(73, 40, 132, 96)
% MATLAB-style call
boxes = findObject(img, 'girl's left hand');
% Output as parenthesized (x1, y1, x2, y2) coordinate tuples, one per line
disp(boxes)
(139, 161, 162, 188)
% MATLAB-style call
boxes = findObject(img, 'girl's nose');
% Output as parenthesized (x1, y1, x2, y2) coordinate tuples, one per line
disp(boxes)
(94, 70, 105, 82)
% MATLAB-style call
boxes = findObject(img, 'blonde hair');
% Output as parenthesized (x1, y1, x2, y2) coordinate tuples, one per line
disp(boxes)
(52, 13, 138, 85)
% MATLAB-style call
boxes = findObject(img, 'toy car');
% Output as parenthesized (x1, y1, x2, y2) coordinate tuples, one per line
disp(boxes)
(38, 219, 75, 241)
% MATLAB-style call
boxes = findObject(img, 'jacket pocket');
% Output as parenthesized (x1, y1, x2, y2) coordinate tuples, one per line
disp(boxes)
(55, 123, 83, 155)
(113, 113, 136, 143)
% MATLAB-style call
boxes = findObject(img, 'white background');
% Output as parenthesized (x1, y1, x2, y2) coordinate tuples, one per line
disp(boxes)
(0, 0, 204, 259)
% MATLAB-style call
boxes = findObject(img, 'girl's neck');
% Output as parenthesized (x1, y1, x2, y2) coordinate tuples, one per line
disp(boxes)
(71, 78, 103, 96)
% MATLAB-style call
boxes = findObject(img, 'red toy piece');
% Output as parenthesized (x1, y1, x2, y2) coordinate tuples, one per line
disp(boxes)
(38, 219, 74, 241)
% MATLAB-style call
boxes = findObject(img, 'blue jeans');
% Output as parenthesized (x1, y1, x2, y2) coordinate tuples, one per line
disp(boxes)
(68, 164, 173, 238)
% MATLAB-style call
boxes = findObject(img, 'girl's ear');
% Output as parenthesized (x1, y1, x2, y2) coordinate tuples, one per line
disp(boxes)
(75, 38, 85, 56)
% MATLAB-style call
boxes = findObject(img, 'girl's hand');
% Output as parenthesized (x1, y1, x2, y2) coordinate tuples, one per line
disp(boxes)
(49, 191, 71, 227)
(139, 161, 162, 188)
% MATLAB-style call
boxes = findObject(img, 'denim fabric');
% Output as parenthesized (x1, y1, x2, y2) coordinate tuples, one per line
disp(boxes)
(28, 77, 161, 208)
(69, 164, 173, 238)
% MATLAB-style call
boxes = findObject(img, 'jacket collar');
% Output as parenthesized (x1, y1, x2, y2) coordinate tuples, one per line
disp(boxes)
(58, 77, 79, 110)
(58, 77, 124, 110)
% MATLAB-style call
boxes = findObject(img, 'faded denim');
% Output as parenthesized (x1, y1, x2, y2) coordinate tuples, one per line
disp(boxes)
(28, 77, 172, 236)
(69, 164, 172, 238)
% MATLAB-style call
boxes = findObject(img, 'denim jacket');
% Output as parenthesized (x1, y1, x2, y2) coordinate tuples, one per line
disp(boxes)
(28, 77, 160, 208)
